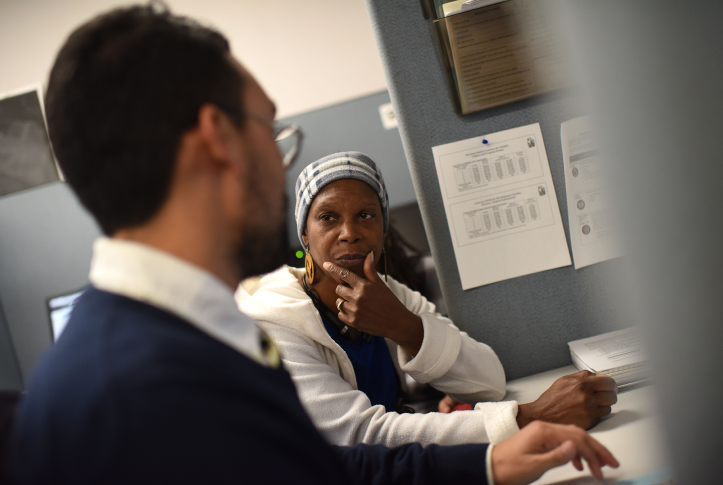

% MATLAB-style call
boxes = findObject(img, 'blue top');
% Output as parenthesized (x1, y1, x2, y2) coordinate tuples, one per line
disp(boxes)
(320, 313, 400, 411)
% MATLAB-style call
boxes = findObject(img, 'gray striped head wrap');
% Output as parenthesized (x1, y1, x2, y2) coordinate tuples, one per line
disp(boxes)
(295, 151, 389, 247)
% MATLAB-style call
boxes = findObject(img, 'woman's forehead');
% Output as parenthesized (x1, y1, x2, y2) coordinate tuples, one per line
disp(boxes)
(311, 179, 381, 208)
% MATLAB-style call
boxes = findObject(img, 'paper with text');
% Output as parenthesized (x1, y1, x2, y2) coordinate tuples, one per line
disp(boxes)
(561, 116, 622, 269)
(568, 328, 646, 374)
(432, 123, 571, 289)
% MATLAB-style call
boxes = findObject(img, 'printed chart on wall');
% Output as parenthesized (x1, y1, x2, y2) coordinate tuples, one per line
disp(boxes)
(432, 123, 571, 290)
(561, 116, 622, 269)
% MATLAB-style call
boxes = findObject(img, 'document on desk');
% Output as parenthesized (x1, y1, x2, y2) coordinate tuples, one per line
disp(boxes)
(561, 116, 623, 269)
(432, 123, 571, 290)
(568, 328, 648, 387)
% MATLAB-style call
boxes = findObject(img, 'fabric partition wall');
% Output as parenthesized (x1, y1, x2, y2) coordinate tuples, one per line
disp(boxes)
(0, 183, 99, 386)
(364, 0, 628, 379)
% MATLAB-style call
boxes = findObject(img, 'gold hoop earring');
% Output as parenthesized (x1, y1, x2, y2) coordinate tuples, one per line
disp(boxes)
(305, 247, 315, 285)
(382, 247, 388, 282)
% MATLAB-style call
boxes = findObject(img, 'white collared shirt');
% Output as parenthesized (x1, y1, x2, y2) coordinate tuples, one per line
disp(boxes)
(89, 237, 269, 366)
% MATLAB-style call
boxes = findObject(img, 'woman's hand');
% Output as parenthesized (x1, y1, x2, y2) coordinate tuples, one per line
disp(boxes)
(516, 371, 618, 430)
(438, 395, 459, 413)
(323, 252, 424, 356)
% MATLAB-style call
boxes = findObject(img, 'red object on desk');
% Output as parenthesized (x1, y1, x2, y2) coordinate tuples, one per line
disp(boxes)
(451, 403, 473, 412)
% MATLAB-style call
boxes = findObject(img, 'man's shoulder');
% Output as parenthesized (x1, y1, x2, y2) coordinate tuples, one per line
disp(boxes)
(69, 287, 241, 351)
(63, 286, 188, 345)
(72, 286, 184, 327)
(13, 287, 331, 483)
(41, 287, 269, 387)
(21, 287, 279, 426)
(42, 290, 319, 425)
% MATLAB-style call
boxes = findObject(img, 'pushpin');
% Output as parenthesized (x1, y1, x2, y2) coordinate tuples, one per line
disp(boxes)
(482, 139, 489, 144)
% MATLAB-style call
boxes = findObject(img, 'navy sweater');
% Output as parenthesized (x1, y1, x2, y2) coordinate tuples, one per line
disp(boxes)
(10, 288, 488, 484)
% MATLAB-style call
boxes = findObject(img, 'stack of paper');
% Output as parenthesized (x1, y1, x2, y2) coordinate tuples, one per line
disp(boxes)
(568, 328, 649, 389)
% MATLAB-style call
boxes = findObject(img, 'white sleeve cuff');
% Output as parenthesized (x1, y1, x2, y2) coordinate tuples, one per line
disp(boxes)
(397, 314, 461, 382)
(486, 444, 496, 485)
(473, 401, 520, 443)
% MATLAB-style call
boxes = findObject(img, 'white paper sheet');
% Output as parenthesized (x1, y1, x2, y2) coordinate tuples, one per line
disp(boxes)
(432, 123, 571, 289)
(561, 116, 622, 269)
(568, 328, 646, 374)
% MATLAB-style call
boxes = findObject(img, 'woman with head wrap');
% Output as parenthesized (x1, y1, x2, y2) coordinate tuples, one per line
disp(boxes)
(236, 151, 520, 447)
(237, 151, 617, 446)
(239, 151, 618, 446)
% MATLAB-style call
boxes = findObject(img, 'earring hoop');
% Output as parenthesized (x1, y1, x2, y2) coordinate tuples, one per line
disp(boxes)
(304, 246, 315, 285)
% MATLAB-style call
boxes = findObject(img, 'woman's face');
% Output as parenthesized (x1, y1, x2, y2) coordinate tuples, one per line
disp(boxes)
(302, 179, 385, 280)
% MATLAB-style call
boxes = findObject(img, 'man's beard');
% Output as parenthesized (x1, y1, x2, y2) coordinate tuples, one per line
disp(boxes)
(236, 195, 289, 279)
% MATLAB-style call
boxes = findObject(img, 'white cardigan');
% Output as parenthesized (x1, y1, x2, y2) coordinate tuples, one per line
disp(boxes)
(236, 266, 520, 447)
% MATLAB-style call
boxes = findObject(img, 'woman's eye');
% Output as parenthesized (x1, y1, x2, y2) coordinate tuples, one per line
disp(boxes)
(360, 212, 374, 219)
(320, 214, 333, 221)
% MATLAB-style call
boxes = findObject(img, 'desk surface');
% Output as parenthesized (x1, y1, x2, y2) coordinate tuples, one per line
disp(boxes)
(506, 366, 669, 484)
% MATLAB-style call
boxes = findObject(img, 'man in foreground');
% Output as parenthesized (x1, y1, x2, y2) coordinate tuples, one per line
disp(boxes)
(8, 5, 618, 484)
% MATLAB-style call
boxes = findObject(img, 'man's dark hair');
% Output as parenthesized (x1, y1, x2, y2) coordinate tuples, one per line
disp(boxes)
(46, 3, 244, 235)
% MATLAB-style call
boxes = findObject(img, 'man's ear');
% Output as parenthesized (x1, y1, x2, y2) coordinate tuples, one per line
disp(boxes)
(196, 103, 238, 167)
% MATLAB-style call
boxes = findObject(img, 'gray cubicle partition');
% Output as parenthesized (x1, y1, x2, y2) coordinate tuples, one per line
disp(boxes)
(365, 1, 628, 380)
(0, 182, 99, 386)
(278, 91, 417, 249)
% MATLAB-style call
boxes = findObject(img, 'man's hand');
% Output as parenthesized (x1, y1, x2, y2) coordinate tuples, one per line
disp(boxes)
(516, 371, 618, 430)
(492, 421, 620, 485)
(322, 252, 424, 356)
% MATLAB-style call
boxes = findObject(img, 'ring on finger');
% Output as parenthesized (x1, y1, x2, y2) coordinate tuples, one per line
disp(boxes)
(336, 299, 346, 312)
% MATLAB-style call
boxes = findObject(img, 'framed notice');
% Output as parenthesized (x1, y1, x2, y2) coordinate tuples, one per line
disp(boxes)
(431, 0, 572, 114)
(0, 85, 60, 198)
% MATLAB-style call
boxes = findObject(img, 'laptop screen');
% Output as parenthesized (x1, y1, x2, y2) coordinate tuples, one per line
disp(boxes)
(47, 289, 85, 341)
